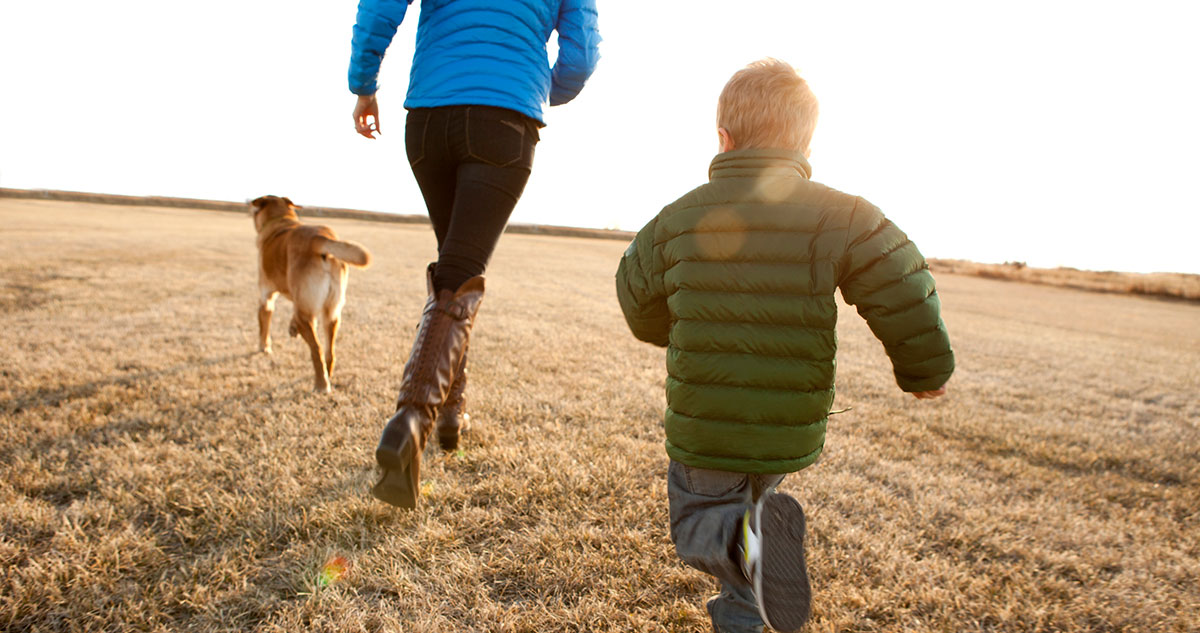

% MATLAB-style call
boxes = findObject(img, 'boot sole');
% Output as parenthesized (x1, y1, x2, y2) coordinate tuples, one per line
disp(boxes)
(374, 416, 421, 509)
(755, 493, 811, 632)
(371, 467, 418, 509)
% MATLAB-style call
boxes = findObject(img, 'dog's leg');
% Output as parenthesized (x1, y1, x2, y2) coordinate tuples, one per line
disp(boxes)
(258, 290, 278, 353)
(322, 267, 347, 384)
(293, 311, 330, 393)
(323, 316, 340, 380)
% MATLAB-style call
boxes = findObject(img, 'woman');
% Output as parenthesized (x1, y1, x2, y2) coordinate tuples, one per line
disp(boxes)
(348, 0, 600, 508)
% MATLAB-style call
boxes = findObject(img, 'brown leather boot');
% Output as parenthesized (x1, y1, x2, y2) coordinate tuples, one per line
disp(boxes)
(372, 265, 485, 508)
(435, 352, 470, 451)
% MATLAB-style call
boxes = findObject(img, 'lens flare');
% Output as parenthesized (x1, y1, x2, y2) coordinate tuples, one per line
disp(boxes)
(754, 172, 798, 204)
(318, 555, 349, 587)
(694, 207, 747, 260)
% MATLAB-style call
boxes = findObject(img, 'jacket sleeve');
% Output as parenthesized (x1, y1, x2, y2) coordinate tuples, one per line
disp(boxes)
(348, 0, 413, 95)
(550, 0, 600, 106)
(615, 217, 670, 347)
(838, 199, 954, 392)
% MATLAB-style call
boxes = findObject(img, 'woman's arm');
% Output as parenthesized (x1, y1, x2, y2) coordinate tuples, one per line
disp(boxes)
(348, 0, 413, 96)
(550, 0, 601, 106)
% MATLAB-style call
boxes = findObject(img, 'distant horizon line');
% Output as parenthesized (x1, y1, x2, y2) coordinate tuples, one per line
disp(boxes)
(0, 186, 637, 243)
(3, 186, 1196, 280)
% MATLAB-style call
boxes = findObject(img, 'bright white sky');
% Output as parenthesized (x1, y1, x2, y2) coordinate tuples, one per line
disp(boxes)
(2, 1, 1198, 273)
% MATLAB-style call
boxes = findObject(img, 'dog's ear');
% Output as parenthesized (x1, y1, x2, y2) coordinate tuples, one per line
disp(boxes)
(281, 196, 301, 210)
(250, 196, 268, 213)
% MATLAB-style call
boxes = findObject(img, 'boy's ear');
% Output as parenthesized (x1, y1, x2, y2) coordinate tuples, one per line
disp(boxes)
(718, 127, 735, 153)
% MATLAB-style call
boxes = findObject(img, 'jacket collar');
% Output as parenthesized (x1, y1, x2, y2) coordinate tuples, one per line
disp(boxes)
(708, 148, 812, 181)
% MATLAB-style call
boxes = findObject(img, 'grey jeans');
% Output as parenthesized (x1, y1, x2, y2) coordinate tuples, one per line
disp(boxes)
(668, 460, 786, 633)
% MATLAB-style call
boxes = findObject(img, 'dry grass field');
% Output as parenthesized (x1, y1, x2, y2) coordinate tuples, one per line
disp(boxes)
(1, 198, 1197, 633)
(928, 259, 1200, 303)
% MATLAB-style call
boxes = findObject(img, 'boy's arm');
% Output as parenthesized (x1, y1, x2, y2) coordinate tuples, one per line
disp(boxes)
(838, 199, 954, 393)
(615, 217, 670, 347)
(550, 0, 601, 106)
(348, 0, 414, 96)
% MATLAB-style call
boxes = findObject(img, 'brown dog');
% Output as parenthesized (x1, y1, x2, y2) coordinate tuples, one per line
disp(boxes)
(251, 195, 371, 393)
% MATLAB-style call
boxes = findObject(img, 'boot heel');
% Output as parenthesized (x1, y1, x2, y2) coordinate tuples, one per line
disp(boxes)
(436, 413, 467, 452)
(372, 468, 419, 509)
(373, 409, 423, 509)
(436, 428, 458, 452)
(376, 409, 421, 470)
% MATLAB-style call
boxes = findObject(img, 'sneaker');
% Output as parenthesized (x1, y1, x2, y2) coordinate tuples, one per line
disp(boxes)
(739, 492, 811, 631)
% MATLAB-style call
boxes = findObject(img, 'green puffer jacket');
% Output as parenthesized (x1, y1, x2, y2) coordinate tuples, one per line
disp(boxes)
(616, 149, 954, 474)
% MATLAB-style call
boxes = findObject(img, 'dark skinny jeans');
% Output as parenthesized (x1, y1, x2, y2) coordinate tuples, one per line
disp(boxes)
(405, 105, 541, 292)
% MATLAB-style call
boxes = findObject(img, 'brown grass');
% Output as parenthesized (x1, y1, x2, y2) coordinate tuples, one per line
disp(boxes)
(1, 199, 1197, 632)
(929, 258, 1200, 303)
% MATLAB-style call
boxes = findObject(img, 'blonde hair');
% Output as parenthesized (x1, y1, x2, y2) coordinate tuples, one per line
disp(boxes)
(717, 58, 819, 153)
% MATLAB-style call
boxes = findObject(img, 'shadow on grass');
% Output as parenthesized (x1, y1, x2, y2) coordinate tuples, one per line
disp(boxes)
(1, 351, 260, 414)
(4, 357, 386, 629)
(0, 351, 307, 481)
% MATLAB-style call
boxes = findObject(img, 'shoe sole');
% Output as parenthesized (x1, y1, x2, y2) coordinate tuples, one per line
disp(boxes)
(754, 493, 811, 632)
(371, 467, 417, 508)
(374, 428, 419, 509)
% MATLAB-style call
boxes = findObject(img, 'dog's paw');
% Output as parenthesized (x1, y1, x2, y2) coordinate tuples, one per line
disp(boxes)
(260, 345, 273, 355)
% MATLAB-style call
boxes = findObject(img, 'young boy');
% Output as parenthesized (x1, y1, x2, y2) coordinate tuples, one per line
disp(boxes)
(615, 59, 954, 633)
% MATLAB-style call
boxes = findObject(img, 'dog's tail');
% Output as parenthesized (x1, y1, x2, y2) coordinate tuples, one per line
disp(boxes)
(318, 238, 372, 268)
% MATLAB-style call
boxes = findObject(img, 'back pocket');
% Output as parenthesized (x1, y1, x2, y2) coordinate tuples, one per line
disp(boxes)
(464, 107, 528, 167)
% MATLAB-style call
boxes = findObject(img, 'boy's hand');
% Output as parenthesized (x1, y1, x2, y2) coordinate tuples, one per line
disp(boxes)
(911, 385, 947, 400)
(353, 94, 380, 139)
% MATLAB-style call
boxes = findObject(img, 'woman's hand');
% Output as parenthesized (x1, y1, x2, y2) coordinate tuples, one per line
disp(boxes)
(353, 94, 381, 139)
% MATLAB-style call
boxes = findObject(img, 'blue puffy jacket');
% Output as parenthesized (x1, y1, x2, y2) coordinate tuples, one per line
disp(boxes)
(349, 0, 600, 123)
